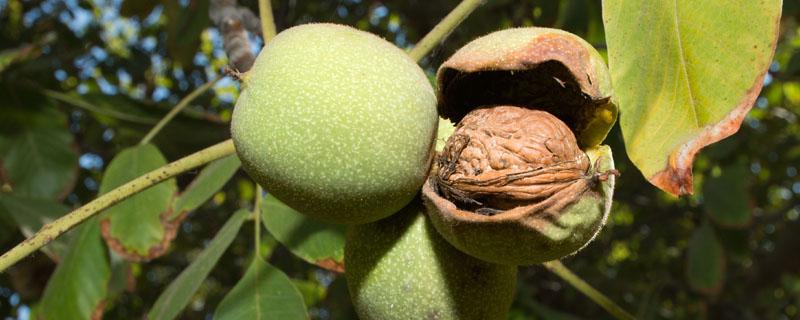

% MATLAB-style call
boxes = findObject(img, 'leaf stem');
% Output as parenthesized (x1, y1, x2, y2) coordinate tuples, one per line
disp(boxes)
(42, 89, 157, 125)
(253, 184, 263, 258)
(139, 76, 223, 145)
(257, 0, 277, 43)
(0, 140, 236, 273)
(408, 0, 485, 62)
(543, 261, 636, 320)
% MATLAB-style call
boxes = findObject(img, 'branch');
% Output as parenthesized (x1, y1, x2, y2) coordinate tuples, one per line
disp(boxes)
(408, 0, 485, 62)
(543, 261, 636, 320)
(0, 140, 236, 273)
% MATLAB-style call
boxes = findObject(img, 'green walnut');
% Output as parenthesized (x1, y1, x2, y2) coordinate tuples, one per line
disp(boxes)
(422, 27, 618, 265)
(346, 198, 517, 320)
(231, 23, 438, 224)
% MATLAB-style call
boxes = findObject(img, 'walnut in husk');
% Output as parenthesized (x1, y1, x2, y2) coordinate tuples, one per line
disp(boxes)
(434, 106, 590, 215)
(422, 27, 618, 265)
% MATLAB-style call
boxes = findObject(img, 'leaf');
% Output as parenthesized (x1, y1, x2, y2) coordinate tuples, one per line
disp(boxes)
(686, 222, 725, 295)
(214, 257, 308, 320)
(703, 161, 751, 228)
(98, 143, 179, 261)
(147, 209, 249, 320)
(602, 0, 781, 195)
(173, 154, 240, 214)
(120, 0, 160, 18)
(0, 194, 73, 260)
(39, 218, 111, 320)
(164, 0, 211, 66)
(0, 110, 78, 199)
(261, 195, 346, 273)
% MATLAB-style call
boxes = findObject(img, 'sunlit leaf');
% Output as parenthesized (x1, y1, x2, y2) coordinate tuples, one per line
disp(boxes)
(147, 209, 249, 320)
(173, 154, 240, 214)
(603, 0, 781, 195)
(686, 222, 725, 295)
(704, 161, 751, 227)
(39, 218, 110, 320)
(214, 257, 308, 320)
(0, 194, 72, 260)
(261, 195, 346, 273)
(98, 143, 178, 261)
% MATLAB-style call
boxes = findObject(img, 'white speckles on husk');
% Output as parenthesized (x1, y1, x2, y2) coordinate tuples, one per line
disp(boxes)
(232, 24, 438, 224)
(345, 199, 517, 320)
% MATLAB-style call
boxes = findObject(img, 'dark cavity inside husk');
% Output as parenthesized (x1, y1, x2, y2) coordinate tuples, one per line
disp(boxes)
(438, 60, 609, 136)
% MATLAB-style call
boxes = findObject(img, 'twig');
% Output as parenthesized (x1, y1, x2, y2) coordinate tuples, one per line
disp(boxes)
(140, 76, 223, 145)
(0, 140, 236, 273)
(408, 0, 485, 62)
(543, 261, 636, 320)
(257, 0, 277, 42)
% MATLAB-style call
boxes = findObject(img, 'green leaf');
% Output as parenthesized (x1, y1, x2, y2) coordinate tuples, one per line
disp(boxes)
(0, 115, 78, 199)
(214, 257, 308, 320)
(147, 209, 249, 320)
(0, 194, 72, 260)
(686, 222, 725, 295)
(43, 90, 159, 125)
(173, 154, 240, 214)
(261, 194, 346, 272)
(120, 0, 160, 18)
(602, 0, 781, 195)
(39, 218, 111, 320)
(98, 143, 178, 261)
(703, 161, 751, 228)
(164, 0, 211, 66)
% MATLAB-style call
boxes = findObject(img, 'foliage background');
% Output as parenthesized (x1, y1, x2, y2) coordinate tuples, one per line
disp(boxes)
(0, 0, 799, 319)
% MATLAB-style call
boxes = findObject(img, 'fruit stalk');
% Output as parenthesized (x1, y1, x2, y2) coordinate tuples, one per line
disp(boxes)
(408, 0, 485, 62)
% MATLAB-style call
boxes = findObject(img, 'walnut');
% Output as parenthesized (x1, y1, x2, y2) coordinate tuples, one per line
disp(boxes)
(434, 106, 590, 215)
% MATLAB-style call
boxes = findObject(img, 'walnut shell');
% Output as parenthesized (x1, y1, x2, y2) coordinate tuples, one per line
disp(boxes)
(423, 106, 616, 265)
(434, 106, 589, 213)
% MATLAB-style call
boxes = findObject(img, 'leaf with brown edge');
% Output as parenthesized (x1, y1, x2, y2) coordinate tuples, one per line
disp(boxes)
(603, 0, 781, 195)
(261, 194, 346, 273)
(98, 144, 179, 261)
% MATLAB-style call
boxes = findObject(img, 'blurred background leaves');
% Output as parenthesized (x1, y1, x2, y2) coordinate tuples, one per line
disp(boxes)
(0, 0, 798, 319)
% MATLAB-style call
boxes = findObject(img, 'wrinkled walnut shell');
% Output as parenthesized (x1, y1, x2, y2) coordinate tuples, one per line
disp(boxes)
(424, 107, 616, 265)
(434, 106, 589, 214)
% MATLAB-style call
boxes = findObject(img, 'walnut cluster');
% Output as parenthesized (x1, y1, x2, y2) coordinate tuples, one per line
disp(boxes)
(434, 105, 590, 215)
